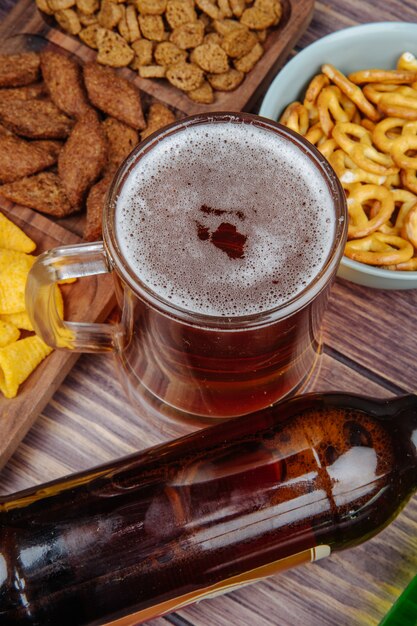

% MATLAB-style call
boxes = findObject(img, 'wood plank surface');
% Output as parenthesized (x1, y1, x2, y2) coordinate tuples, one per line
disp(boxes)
(324, 279, 417, 394)
(1, 0, 417, 626)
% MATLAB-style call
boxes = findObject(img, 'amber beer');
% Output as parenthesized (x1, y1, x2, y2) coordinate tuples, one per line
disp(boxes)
(108, 114, 347, 420)
(1, 392, 417, 625)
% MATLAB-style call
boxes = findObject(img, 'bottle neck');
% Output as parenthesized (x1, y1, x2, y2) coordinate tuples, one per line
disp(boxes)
(390, 395, 417, 484)
(388, 394, 417, 415)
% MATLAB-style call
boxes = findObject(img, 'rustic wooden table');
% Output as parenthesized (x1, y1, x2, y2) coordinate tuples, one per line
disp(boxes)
(1, 1, 417, 625)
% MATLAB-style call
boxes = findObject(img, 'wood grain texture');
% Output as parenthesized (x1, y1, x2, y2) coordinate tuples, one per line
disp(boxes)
(0, 1, 417, 625)
(324, 279, 417, 394)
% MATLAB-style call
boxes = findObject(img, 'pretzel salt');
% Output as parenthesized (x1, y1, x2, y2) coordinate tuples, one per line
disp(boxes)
(329, 150, 387, 188)
(397, 51, 417, 72)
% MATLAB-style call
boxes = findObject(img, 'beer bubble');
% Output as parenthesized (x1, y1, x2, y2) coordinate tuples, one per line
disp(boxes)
(116, 122, 335, 316)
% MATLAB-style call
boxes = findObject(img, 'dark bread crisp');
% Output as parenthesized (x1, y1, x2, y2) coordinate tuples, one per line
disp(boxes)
(0, 52, 41, 87)
(141, 102, 176, 140)
(102, 116, 139, 174)
(0, 172, 74, 217)
(31, 140, 63, 160)
(0, 99, 74, 139)
(84, 175, 113, 241)
(40, 49, 92, 119)
(83, 61, 146, 130)
(0, 51, 182, 238)
(58, 109, 108, 209)
(0, 135, 58, 183)
(0, 123, 13, 137)
(0, 82, 48, 102)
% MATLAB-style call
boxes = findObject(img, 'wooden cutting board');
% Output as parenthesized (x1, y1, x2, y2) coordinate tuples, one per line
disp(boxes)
(0, 0, 314, 467)
(0, 0, 315, 115)
(0, 202, 116, 468)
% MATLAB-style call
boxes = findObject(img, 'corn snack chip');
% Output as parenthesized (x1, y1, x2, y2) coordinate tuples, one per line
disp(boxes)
(0, 212, 69, 397)
(0, 319, 20, 347)
(0, 335, 53, 398)
(0, 311, 34, 332)
(0, 211, 36, 253)
(0, 249, 36, 314)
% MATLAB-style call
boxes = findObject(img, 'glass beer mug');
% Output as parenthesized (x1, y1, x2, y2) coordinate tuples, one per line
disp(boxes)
(26, 113, 347, 423)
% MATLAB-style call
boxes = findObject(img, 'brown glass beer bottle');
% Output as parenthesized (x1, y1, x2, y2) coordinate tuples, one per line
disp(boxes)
(1, 392, 417, 626)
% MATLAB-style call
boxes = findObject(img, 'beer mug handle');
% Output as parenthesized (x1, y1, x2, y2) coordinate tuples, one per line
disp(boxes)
(26, 241, 119, 353)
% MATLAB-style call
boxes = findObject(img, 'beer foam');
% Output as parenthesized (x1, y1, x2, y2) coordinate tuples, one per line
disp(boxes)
(115, 120, 336, 316)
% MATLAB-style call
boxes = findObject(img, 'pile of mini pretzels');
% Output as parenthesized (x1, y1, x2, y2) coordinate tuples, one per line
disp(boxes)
(279, 53, 417, 271)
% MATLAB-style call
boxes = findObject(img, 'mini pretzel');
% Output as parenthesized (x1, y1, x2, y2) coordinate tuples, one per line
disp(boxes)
(321, 63, 381, 121)
(401, 120, 417, 135)
(373, 217, 398, 236)
(391, 134, 417, 169)
(328, 153, 359, 194)
(401, 168, 417, 194)
(346, 183, 395, 238)
(384, 256, 417, 271)
(386, 172, 402, 187)
(344, 232, 414, 265)
(348, 68, 417, 84)
(303, 73, 330, 119)
(395, 85, 417, 97)
(329, 149, 387, 188)
(361, 118, 376, 132)
(317, 85, 356, 136)
(304, 121, 326, 146)
(317, 137, 337, 159)
(378, 91, 417, 120)
(332, 121, 372, 150)
(368, 189, 417, 235)
(279, 58, 417, 273)
(279, 101, 309, 135)
(362, 221, 399, 245)
(332, 122, 398, 175)
(391, 189, 417, 230)
(372, 117, 406, 153)
(401, 201, 417, 247)
(397, 51, 417, 72)
(362, 83, 399, 105)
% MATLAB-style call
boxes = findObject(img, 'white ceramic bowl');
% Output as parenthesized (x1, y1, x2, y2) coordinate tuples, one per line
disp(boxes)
(259, 22, 417, 290)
